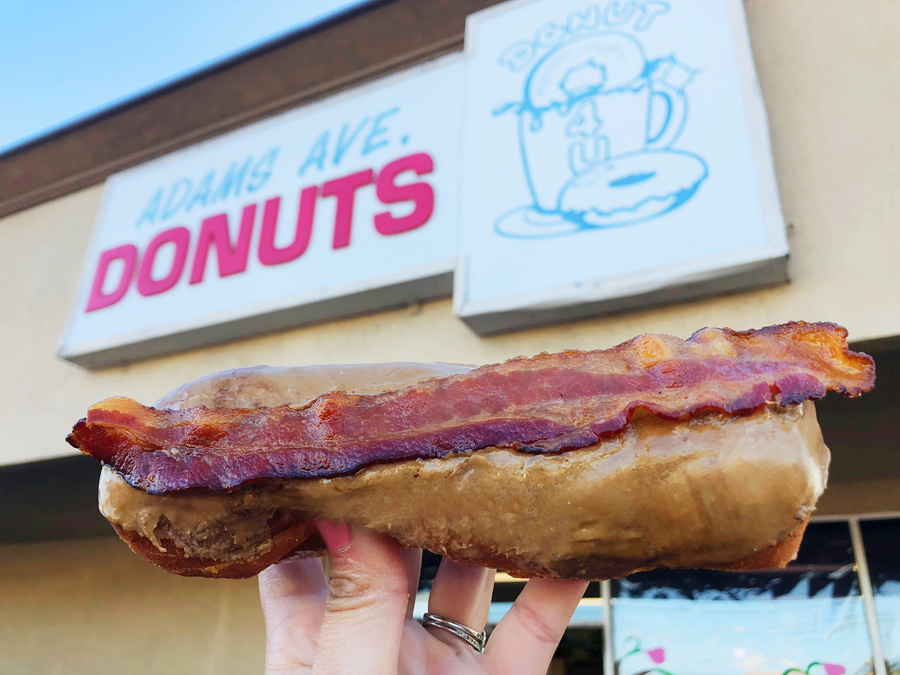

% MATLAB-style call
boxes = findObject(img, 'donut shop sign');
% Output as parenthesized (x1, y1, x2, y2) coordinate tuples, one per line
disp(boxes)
(60, 0, 787, 368)
(59, 57, 463, 368)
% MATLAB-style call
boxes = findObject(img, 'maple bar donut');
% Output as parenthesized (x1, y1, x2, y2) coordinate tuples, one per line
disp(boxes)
(68, 322, 876, 579)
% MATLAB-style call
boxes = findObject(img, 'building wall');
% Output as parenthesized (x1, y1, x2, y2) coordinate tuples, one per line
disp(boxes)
(2, 0, 899, 467)
(0, 486, 896, 675)
(0, 537, 265, 675)
(0, 1, 898, 673)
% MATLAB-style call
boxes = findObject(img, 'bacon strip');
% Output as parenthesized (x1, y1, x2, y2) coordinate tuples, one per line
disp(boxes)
(68, 322, 875, 494)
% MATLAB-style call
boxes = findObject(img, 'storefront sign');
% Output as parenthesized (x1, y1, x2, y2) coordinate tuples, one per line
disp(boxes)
(59, 56, 463, 368)
(455, 0, 788, 333)
(61, 0, 791, 367)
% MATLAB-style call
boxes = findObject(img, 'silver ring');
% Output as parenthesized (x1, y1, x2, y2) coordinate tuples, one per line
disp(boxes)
(422, 612, 487, 653)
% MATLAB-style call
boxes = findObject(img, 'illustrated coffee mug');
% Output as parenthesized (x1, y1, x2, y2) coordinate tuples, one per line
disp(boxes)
(517, 33, 687, 213)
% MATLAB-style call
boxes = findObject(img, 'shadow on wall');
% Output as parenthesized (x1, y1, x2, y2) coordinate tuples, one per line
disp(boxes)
(0, 455, 109, 543)
(815, 345, 900, 488)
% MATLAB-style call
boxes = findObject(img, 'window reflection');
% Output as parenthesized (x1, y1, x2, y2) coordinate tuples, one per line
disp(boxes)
(548, 627, 605, 675)
(415, 518, 898, 675)
(611, 522, 872, 675)
(860, 518, 900, 674)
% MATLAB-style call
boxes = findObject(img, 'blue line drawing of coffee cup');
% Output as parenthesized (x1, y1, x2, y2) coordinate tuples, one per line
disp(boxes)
(493, 30, 708, 238)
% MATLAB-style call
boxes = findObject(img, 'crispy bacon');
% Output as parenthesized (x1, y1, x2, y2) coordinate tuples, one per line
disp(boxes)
(68, 322, 875, 494)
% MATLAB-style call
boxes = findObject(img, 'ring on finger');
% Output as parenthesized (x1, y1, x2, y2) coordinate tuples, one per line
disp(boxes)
(422, 613, 487, 653)
(427, 558, 495, 630)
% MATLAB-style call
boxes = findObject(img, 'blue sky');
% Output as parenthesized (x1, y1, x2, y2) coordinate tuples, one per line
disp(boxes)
(0, 0, 371, 154)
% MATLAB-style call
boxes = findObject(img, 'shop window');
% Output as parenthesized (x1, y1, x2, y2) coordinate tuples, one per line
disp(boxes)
(610, 522, 872, 675)
(413, 517, 898, 675)
(547, 627, 605, 675)
(860, 518, 900, 674)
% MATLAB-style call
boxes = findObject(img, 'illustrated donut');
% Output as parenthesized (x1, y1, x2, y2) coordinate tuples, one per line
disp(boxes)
(525, 33, 646, 111)
(558, 150, 708, 227)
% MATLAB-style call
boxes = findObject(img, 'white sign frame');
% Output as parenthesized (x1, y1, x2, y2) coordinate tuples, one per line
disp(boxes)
(59, 55, 464, 369)
(454, 0, 788, 334)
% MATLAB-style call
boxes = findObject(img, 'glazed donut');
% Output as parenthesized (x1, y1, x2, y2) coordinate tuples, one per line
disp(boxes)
(67, 323, 875, 579)
(559, 149, 708, 226)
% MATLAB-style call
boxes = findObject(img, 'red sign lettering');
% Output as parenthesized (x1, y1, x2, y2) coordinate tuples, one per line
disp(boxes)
(375, 153, 435, 235)
(258, 187, 317, 266)
(189, 204, 255, 284)
(85, 244, 137, 312)
(321, 169, 374, 249)
(84, 152, 437, 312)
(137, 227, 190, 297)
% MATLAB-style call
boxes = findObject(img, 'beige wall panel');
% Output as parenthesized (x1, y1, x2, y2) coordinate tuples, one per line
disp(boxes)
(0, 537, 265, 674)
(1, 0, 898, 465)
(815, 479, 900, 516)
(2, 499, 896, 674)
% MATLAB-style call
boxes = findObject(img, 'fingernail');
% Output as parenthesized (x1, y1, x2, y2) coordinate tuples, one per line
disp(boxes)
(316, 520, 352, 552)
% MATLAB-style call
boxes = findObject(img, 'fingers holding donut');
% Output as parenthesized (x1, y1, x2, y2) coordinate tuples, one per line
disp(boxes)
(312, 521, 412, 675)
(423, 558, 495, 652)
(402, 547, 424, 619)
(259, 556, 328, 674)
(396, 557, 495, 672)
(484, 578, 588, 675)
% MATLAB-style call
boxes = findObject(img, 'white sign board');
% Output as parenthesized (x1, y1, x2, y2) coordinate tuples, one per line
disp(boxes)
(455, 0, 788, 333)
(59, 56, 463, 368)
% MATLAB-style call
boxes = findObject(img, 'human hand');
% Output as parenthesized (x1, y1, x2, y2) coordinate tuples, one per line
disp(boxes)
(259, 521, 588, 675)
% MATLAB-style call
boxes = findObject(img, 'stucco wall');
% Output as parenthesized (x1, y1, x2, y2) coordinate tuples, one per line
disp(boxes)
(0, 3, 898, 674)
(0, 537, 265, 675)
(1, 495, 896, 675)
(2, 1, 899, 466)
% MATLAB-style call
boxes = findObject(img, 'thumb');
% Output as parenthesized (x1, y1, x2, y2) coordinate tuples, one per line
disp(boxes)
(312, 521, 410, 675)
